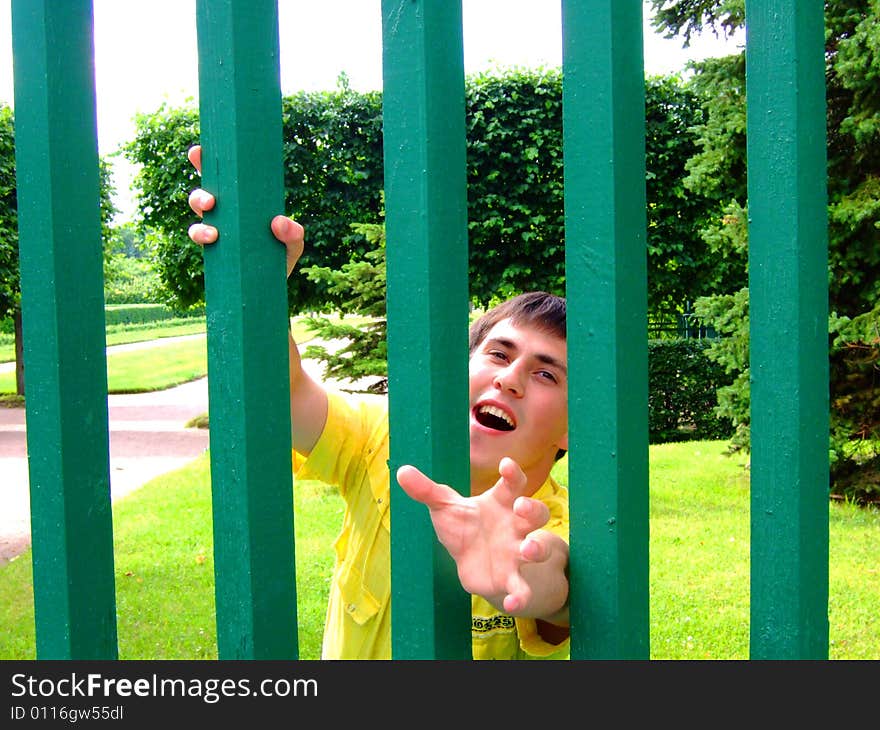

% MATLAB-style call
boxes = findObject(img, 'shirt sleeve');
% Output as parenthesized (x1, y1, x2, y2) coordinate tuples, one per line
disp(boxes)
(291, 391, 388, 501)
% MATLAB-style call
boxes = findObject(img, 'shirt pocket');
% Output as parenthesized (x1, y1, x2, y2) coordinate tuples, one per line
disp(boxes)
(337, 556, 381, 626)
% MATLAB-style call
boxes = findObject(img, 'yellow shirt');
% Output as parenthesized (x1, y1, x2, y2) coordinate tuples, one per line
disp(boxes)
(294, 391, 570, 660)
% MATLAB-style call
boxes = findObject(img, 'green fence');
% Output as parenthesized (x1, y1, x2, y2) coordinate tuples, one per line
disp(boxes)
(10, 0, 829, 659)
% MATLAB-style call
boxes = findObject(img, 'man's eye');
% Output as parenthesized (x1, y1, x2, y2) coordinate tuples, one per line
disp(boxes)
(537, 370, 558, 383)
(488, 350, 508, 361)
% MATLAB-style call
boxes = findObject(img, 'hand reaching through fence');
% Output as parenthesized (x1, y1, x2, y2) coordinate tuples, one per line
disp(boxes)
(397, 457, 570, 627)
(187, 145, 304, 278)
(186, 144, 327, 455)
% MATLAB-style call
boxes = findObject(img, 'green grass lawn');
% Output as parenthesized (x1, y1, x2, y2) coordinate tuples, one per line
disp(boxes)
(0, 316, 318, 396)
(0, 454, 338, 660)
(0, 317, 208, 365)
(1, 315, 877, 659)
(1, 441, 877, 660)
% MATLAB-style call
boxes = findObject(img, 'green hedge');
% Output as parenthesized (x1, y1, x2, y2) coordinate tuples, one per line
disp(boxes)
(2, 305, 205, 335)
(648, 338, 735, 444)
(104, 303, 205, 326)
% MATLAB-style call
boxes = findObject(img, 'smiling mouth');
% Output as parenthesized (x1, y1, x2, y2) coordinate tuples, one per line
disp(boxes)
(474, 404, 516, 432)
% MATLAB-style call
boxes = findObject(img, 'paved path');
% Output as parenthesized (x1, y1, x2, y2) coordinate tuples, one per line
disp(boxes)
(0, 333, 382, 564)
(0, 336, 211, 563)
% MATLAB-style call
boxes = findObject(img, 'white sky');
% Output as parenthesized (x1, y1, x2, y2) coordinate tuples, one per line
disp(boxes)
(0, 1, 742, 221)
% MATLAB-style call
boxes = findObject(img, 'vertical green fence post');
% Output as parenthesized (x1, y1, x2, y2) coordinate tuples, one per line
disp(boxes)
(11, 0, 117, 659)
(382, 0, 471, 659)
(746, 0, 829, 659)
(562, 0, 650, 659)
(195, 0, 297, 660)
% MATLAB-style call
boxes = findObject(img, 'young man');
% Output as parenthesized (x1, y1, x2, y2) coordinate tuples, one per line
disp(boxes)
(187, 146, 570, 659)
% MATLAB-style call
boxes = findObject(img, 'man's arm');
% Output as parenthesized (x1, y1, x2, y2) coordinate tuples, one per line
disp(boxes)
(187, 145, 328, 455)
(396, 457, 569, 626)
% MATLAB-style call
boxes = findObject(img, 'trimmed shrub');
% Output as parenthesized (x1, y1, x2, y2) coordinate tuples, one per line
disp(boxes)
(104, 303, 205, 326)
(648, 338, 735, 444)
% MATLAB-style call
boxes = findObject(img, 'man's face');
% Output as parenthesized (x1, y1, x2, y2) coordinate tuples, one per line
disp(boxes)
(467, 317, 568, 490)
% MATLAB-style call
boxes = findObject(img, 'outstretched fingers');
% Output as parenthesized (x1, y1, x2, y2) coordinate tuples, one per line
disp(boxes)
(493, 456, 530, 506)
(513, 495, 551, 534)
(518, 533, 549, 563)
(396, 465, 460, 510)
(502, 558, 539, 614)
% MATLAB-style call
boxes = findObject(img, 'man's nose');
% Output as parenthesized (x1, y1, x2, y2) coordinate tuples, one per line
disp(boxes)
(493, 366, 524, 396)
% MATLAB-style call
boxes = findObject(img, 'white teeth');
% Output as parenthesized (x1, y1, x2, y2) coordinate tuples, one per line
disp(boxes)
(478, 405, 514, 428)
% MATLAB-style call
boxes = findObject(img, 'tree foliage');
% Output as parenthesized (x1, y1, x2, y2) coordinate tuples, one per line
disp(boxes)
(301, 218, 388, 393)
(0, 104, 17, 320)
(280, 80, 385, 311)
(649, 0, 745, 46)
(464, 68, 565, 304)
(128, 69, 723, 319)
(644, 73, 746, 316)
(124, 82, 386, 313)
(123, 103, 202, 309)
(653, 0, 880, 501)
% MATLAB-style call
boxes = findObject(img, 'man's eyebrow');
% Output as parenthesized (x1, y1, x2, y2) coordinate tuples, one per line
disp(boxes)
(483, 337, 568, 375)
(536, 352, 567, 375)
(483, 336, 515, 351)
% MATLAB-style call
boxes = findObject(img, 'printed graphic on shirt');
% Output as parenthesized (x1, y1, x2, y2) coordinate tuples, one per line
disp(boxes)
(472, 614, 515, 634)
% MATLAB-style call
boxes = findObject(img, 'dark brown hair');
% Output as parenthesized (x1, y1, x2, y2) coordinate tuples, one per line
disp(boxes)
(468, 291, 566, 355)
